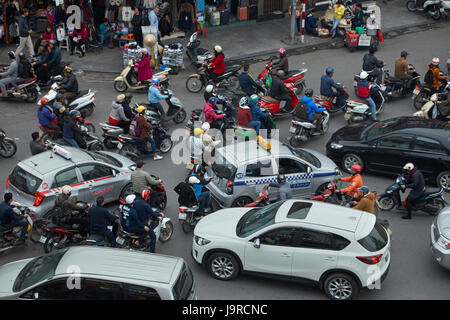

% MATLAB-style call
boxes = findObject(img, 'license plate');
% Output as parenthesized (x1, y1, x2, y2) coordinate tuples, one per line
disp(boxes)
(116, 236, 125, 245)
(413, 89, 419, 95)
(179, 213, 187, 220)
(117, 142, 123, 150)
(289, 126, 297, 133)
(39, 235, 47, 244)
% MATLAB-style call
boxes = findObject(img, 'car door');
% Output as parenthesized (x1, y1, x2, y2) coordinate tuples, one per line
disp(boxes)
(365, 134, 414, 174)
(244, 158, 278, 202)
(408, 136, 448, 180)
(82, 278, 124, 300)
(291, 228, 339, 281)
(244, 227, 297, 277)
(50, 166, 83, 199)
(276, 157, 311, 198)
(76, 163, 116, 203)
(20, 278, 85, 300)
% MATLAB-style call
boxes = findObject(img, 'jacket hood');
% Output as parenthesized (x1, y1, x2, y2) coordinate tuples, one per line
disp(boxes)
(301, 96, 313, 103)
(366, 193, 375, 201)
(111, 101, 123, 110)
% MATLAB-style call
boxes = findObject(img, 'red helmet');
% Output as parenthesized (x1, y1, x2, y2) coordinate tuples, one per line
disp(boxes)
(277, 47, 286, 55)
(351, 164, 362, 174)
(141, 189, 151, 200)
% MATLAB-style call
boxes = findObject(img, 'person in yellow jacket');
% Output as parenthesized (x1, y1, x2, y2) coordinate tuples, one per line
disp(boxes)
(331, 0, 346, 38)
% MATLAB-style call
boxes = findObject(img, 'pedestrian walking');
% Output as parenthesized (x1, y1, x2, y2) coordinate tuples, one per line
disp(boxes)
(15, 8, 34, 58)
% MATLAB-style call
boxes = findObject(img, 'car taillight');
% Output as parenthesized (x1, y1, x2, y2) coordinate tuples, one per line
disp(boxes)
(34, 192, 45, 206)
(356, 254, 383, 265)
(6, 176, 9, 189)
(226, 181, 233, 195)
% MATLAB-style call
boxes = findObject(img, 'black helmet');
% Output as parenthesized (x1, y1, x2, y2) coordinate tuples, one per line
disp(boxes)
(277, 174, 286, 183)
(304, 88, 313, 97)
(55, 93, 65, 101)
(193, 164, 202, 175)
(401, 51, 408, 58)
(8, 51, 15, 59)
(125, 93, 133, 101)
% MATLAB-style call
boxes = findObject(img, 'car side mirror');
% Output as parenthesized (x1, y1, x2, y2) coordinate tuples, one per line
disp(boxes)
(33, 292, 39, 299)
(307, 167, 312, 174)
(112, 170, 117, 177)
(253, 238, 261, 249)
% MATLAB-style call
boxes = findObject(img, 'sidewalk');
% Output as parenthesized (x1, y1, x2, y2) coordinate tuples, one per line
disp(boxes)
(0, 0, 441, 74)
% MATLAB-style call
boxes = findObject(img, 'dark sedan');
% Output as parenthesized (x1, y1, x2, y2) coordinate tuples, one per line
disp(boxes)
(326, 117, 450, 190)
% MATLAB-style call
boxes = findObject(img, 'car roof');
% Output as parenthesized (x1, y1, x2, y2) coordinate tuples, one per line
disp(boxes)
(277, 199, 366, 233)
(19, 147, 94, 175)
(55, 247, 182, 285)
(218, 140, 291, 164)
(383, 117, 450, 144)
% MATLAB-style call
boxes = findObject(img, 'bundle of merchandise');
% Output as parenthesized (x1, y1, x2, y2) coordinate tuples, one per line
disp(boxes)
(161, 43, 184, 69)
(123, 42, 142, 66)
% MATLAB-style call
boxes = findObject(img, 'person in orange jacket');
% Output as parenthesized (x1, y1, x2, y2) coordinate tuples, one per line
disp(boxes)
(336, 164, 363, 200)
(427, 57, 447, 92)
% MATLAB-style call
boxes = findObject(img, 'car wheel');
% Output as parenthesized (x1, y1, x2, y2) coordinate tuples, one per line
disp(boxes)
(159, 221, 173, 243)
(376, 196, 395, 211)
(342, 153, 364, 174)
(232, 197, 252, 207)
(315, 183, 329, 196)
(207, 252, 240, 281)
(323, 273, 358, 300)
(120, 183, 134, 200)
(436, 171, 450, 192)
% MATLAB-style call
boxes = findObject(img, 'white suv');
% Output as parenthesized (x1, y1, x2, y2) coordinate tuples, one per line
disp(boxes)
(192, 200, 390, 300)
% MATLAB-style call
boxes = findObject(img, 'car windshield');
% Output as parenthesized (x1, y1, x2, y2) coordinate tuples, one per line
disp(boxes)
(365, 118, 401, 141)
(289, 148, 321, 168)
(86, 151, 121, 167)
(13, 248, 68, 292)
(212, 152, 237, 181)
(172, 262, 194, 300)
(236, 201, 284, 238)
(9, 166, 43, 195)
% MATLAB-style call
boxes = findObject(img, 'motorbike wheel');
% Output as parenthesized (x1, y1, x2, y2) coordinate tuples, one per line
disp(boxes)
(186, 76, 203, 93)
(413, 91, 430, 110)
(159, 138, 173, 153)
(159, 221, 174, 243)
(40, 132, 53, 144)
(26, 88, 39, 103)
(226, 75, 239, 90)
(322, 120, 329, 134)
(182, 220, 193, 233)
(0, 139, 17, 158)
(430, 6, 441, 20)
(43, 234, 59, 253)
(89, 142, 105, 151)
(376, 196, 395, 211)
(406, 0, 418, 11)
(118, 144, 139, 161)
(159, 195, 167, 211)
(288, 134, 302, 148)
(30, 220, 46, 243)
(114, 80, 127, 92)
(104, 137, 116, 149)
(295, 82, 305, 95)
(430, 198, 446, 216)
(85, 123, 96, 133)
(173, 109, 187, 124)
(82, 103, 95, 117)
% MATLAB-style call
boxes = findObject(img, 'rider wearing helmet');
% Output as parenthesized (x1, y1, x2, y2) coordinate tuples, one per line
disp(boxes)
(57, 66, 79, 100)
(119, 194, 152, 250)
(54, 185, 89, 238)
(352, 186, 376, 214)
(268, 173, 292, 200)
(394, 51, 415, 95)
(239, 63, 263, 96)
(337, 164, 363, 200)
(148, 77, 169, 124)
(398, 163, 425, 219)
(208, 45, 225, 83)
(201, 122, 221, 150)
(0, 51, 19, 96)
(134, 48, 153, 84)
(238, 96, 262, 135)
(204, 84, 215, 103)
(272, 48, 289, 75)
(135, 105, 163, 160)
(203, 96, 225, 130)
(356, 71, 377, 121)
(362, 46, 384, 85)
(249, 94, 270, 129)
(38, 97, 61, 133)
(63, 109, 84, 148)
(320, 67, 345, 107)
(427, 57, 447, 92)
(300, 88, 326, 133)
(0, 193, 29, 245)
(269, 68, 292, 113)
(186, 168, 212, 217)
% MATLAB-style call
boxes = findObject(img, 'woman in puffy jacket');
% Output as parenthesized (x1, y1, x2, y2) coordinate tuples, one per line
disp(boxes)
(208, 45, 225, 83)
(203, 97, 225, 129)
(134, 48, 152, 84)
(109, 94, 131, 133)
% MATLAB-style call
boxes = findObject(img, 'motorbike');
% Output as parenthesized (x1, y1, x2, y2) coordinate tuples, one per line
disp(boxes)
(413, 92, 450, 121)
(258, 82, 299, 118)
(380, 65, 422, 100)
(413, 75, 448, 110)
(314, 85, 350, 114)
(288, 110, 330, 147)
(344, 82, 386, 124)
(38, 75, 96, 117)
(47, 126, 105, 151)
(39, 201, 89, 253)
(0, 129, 17, 158)
(376, 175, 447, 216)
(186, 32, 214, 65)
(406, 0, 449, 20)
(321, 0, 353, 38)
(0, 206, 34, 255)
(186, 61, 241, 93)
(138, 88, 187, 125)
(113, 60, 171, 93)
(40, 115, 95, 142)
(244, 184, 271, 207)
(257, 58, 308, 94)
(0, 75, 40, 103)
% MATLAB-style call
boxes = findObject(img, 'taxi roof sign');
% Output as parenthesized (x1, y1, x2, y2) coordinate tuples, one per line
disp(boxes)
(257, 135, 271, 150)
(53, 145, 72, 160)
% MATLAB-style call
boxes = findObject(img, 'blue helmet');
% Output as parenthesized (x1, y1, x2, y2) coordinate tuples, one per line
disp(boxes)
(358, 186, 369, 194)
(250, 94, 259, 103)
(208, 97, 219, 104)
(69, 110, 81, 118)
(326, 67, 334, 75)
(151, 77, 160, 86)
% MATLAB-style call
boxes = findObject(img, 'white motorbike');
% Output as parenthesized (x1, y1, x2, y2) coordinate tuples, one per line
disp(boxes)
(38, 75, 97, 117)
(406, 0, 450, 20)
(344, 82, 386, 124)
(288, 110, 330, 147)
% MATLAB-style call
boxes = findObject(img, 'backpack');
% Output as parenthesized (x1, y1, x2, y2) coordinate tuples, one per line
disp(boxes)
(129, 115, 142, 137)
(18, 60, 32, 78)
(424, 69, 434, 86)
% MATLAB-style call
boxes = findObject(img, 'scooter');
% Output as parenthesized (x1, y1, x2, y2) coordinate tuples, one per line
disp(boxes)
(0, 129, 17, 158)
(406, 0, 449, 20)
(38, 75, 97, 117)
(41, 117, 96, 145)
(138, 88, 187, 124)
(186, 61, 242, 93)
(244, 184, 271, 207)
(288, 110, 330, 147)
(344, 83, 386, 124)
(413, 90, 450, 121)
(314, 86, 350, 114)
(257, 58, 308, 94)
(0, 77, 40, 103)
(113, 60, 171, 93)
(381, 64, 421, 100)
(413, 76, 448, 110)
(47, 128, 105, 151)
(0, 206, 34, 255)
(376, 175, 447, 215)
(186, 32, 214, 64)
(258, 82, 299, 118)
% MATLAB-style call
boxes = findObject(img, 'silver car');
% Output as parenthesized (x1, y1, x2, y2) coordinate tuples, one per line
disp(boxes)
(208, 140, 341, 207)
(6, 146, 135, 217)
(0, 246, 197, 300)
(430, 206, 450, 269)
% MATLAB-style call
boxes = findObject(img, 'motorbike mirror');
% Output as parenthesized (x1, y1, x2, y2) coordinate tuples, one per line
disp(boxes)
(33, 292, 39, 299)
(112, 170, 117, 177)
(253, 238, 261, 249)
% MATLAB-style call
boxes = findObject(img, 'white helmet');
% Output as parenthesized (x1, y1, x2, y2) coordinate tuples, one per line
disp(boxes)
(125, 194, 136, 204)
(205, 84, 214, 93)
(201, 122, 210, 131)
(403, 163, 414, 171)
(214, 45, 222, 53)
(62, 185, 72, 195)
(188, 176, 201, 184)
(360, 71, 369, 80)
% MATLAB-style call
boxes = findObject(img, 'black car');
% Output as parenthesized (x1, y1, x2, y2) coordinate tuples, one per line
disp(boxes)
(326, 117, 450, 190)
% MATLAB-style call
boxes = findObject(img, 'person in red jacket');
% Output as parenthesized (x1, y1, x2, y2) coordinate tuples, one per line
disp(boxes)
(203, 97, 225, 130)
(70, 25, 88, 57)
(34, 24, 55, 53)
(237, 97, 261, 134)
(208, 45, 225, 84)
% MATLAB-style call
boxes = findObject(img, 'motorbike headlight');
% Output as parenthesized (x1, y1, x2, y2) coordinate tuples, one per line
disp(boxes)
(330, 142, 343, 149)
(194, 236, 211, 246)
(437, 235, 450, 250)
(386, 190, 392, 194)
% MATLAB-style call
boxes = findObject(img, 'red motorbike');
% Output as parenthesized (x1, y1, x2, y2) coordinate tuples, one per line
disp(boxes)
(312, 86, 350, 114)
(258, 82, 299, 118)
(0, 77, 40, 103)
(257, 59, 308, 94)
(147, 175, 167, 211)
(40, 115, 95, 142)
(245, 184, 270, 207)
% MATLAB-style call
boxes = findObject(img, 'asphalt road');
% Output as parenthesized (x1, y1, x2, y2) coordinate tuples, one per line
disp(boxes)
(1, 23, 450, 300)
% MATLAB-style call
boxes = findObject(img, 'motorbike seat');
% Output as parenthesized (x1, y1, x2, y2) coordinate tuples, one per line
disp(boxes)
(86, 234, 105, 242)
(350, 98, 370, 105)
(197, 48, 210, 55)
(282, 69, 305, 80)
(39, 125, 57, 134)
(120, 229, 141, 239)
(72, 90, 89, 100)
(119, 134, 141, 141)
(386, 76, 403, 83)
(47, 223, 74, 230)
(422, 187, 441, 196)
(222, 65, 241, 75)
(100, 122, 121, 130)
(261, 96, 279, 103)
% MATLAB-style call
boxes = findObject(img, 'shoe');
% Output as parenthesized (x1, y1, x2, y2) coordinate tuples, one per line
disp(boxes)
(153, 154, 163, 160)
(396, 206, 406, 211)
(371, 118, 378, 122)
(401, 215, 412, 220)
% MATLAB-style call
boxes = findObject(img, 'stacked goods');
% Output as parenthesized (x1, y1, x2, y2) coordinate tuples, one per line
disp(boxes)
(162, 43, 184, 69)
(123, 42, 142, 66)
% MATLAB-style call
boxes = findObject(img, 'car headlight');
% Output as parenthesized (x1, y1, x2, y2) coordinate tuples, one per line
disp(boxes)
(195, 236, 211, 246)
(330, 142, 344, 149)
(437, 235, 450, 250)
